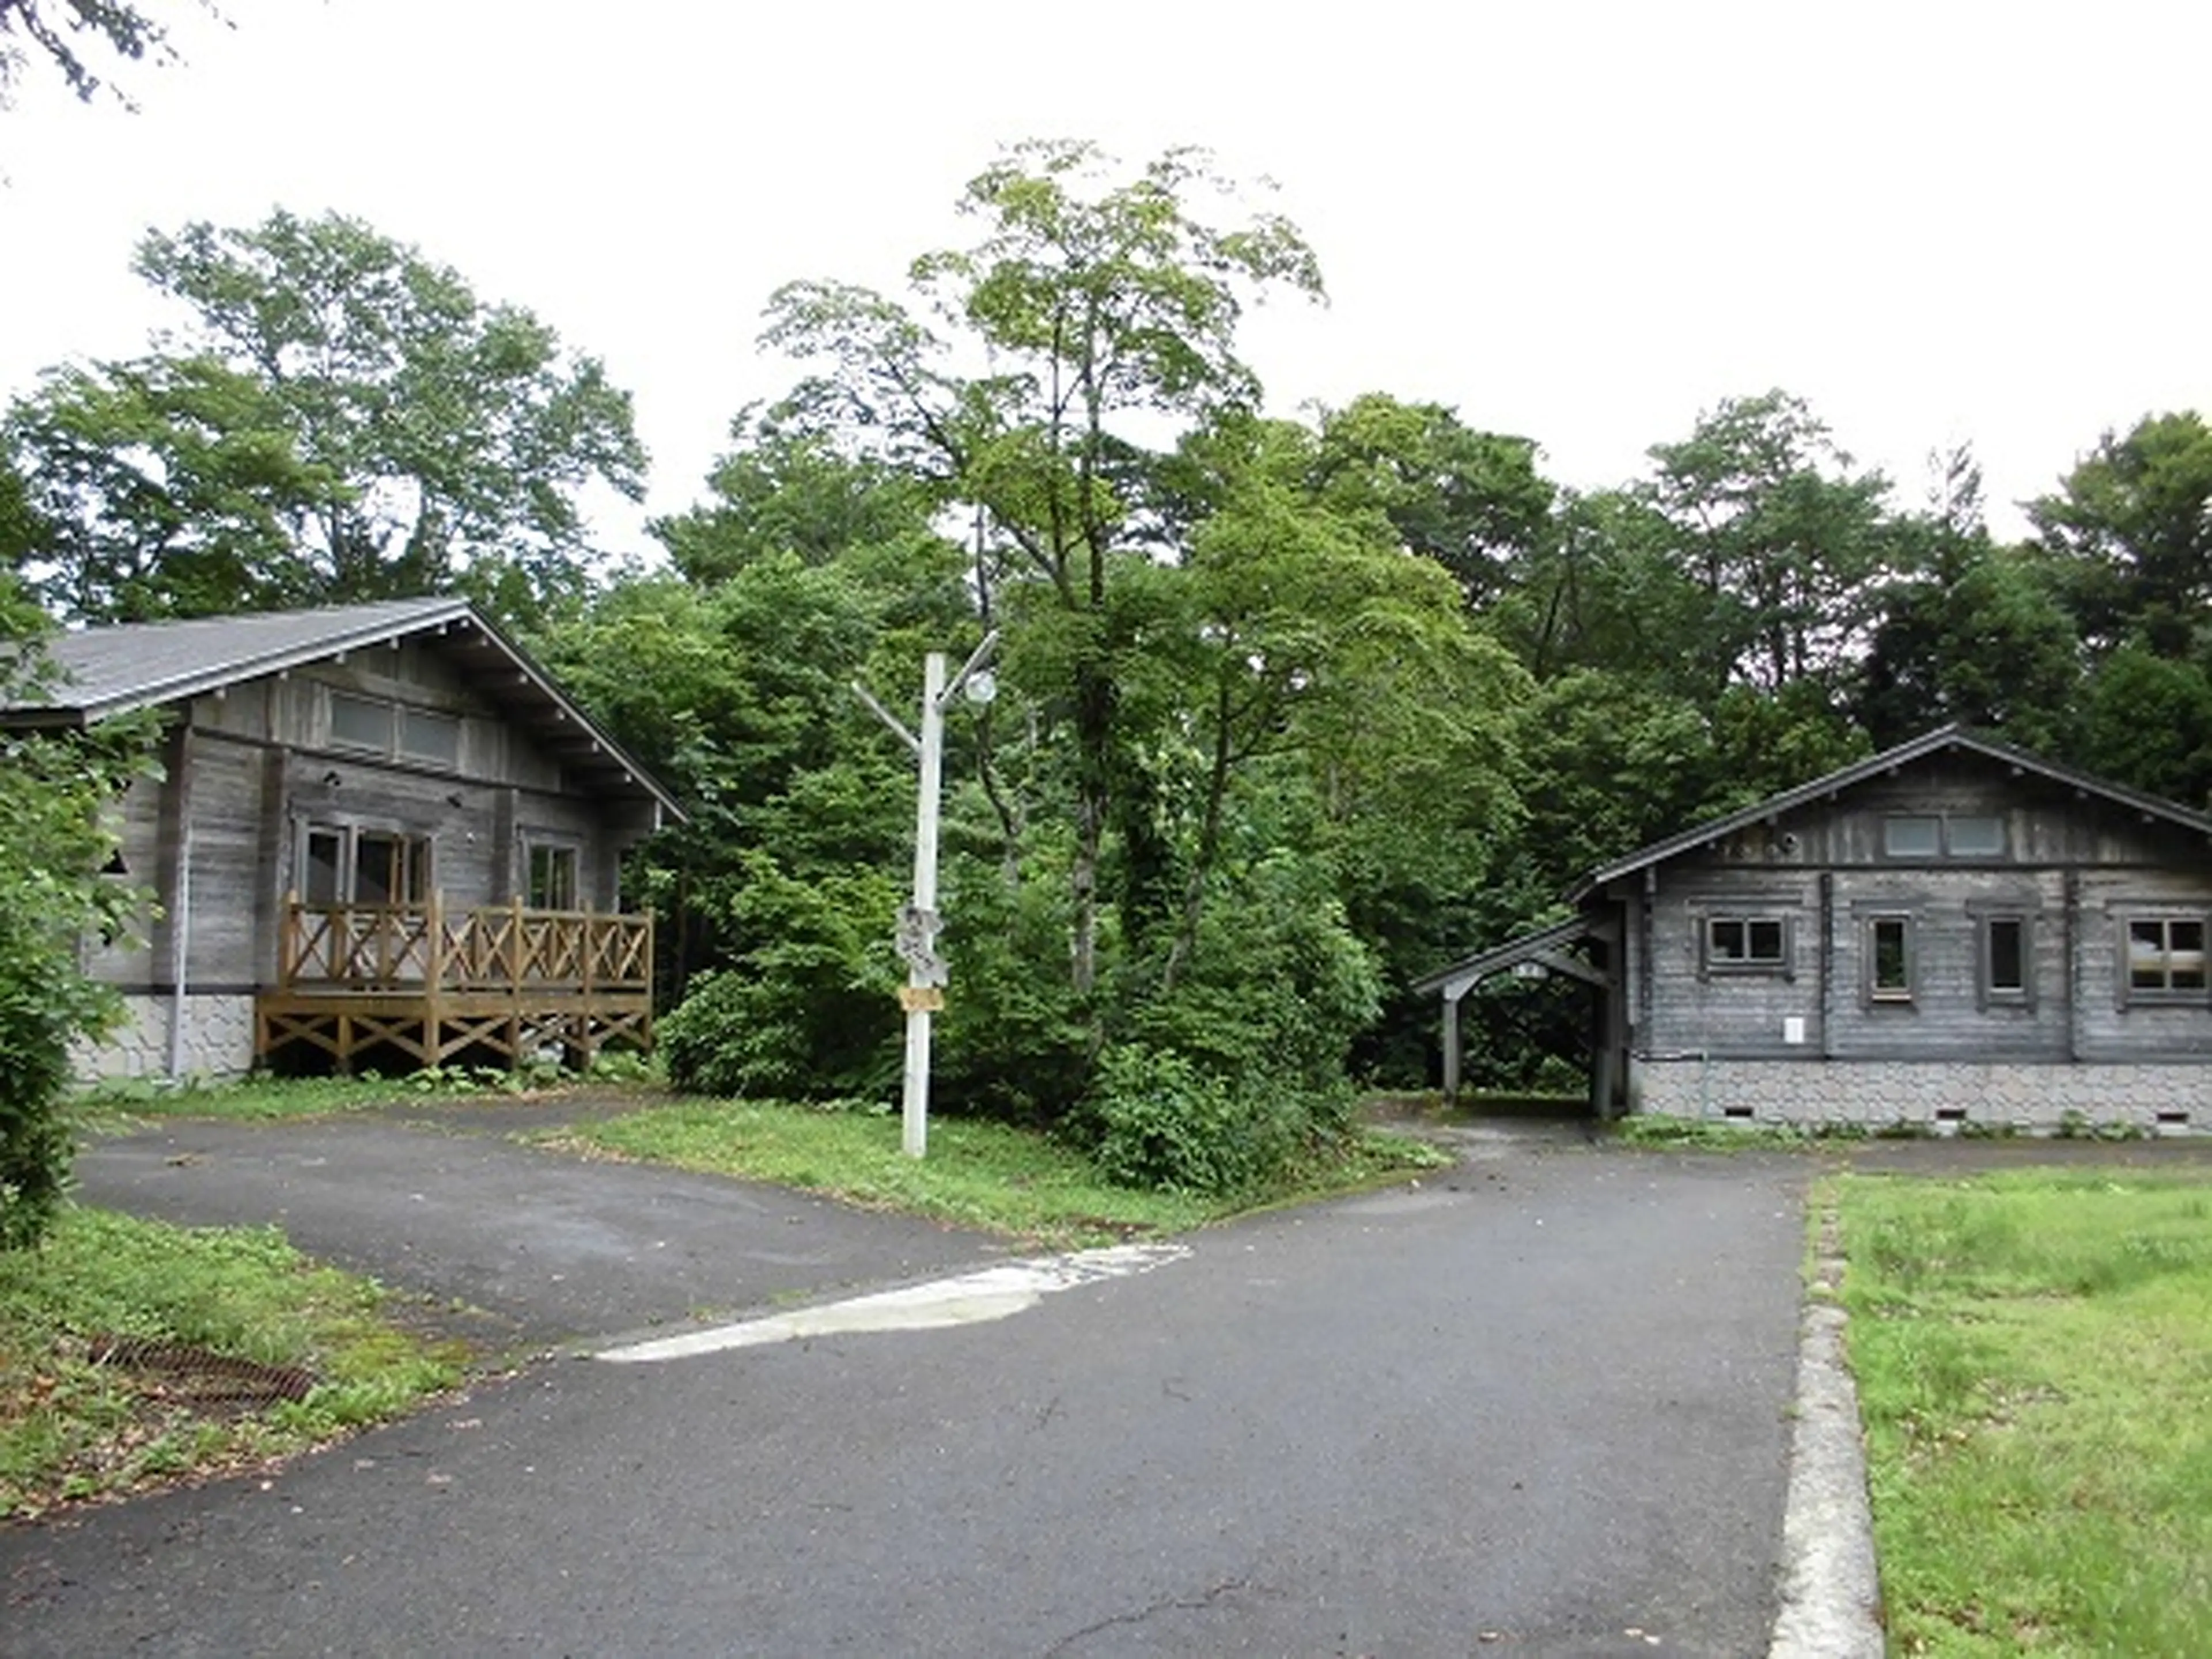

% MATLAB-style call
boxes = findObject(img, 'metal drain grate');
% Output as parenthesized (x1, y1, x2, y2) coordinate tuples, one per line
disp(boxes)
(87, 1336, 319, 1406)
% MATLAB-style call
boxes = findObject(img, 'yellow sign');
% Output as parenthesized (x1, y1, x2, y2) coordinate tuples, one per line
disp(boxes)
(899, 985, 945, 1013)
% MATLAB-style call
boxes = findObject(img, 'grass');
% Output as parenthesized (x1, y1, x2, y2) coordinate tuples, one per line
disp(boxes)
(1838, 1168, 2212, 1655)
(535, 1096, 1450, 1248)
(71, 1064, 658, 1124)
(1, 1208, 466, 1522)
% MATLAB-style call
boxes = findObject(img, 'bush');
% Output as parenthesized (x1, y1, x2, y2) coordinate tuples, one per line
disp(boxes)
(658, 856, 903, 1101)
(1087, 1044, 1301, 1196)
(930, 865, 1093, 1126)
(1, 582, 154, 1250)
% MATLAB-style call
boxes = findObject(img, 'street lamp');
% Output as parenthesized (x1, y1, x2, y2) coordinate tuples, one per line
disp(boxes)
(854, 631, 998, 1157)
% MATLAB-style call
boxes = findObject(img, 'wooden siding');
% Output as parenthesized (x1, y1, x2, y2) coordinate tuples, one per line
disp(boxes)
(1633, 756, 2212, 1066)
(83, 650, 659, 1022)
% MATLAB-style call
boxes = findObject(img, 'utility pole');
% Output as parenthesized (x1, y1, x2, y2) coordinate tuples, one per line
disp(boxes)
(855, 632, 997, 1157)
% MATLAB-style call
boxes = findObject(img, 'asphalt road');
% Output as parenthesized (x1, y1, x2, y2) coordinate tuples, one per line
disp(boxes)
(5, 1110, 1810, 1656)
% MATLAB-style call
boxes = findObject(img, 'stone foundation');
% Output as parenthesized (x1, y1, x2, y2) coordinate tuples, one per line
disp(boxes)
(1631, 1057, 2210, 1135)
(70, 992, 257, 1082)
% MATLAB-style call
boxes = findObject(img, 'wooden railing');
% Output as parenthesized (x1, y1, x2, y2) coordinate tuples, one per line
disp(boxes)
(276, 893, 652, 995)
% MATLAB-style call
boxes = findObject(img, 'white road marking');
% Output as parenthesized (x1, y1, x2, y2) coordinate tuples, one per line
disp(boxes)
(596, 1241, 1191, 1363)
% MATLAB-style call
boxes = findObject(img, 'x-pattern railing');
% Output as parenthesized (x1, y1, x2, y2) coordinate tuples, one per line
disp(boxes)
(280, 896, 651, 993)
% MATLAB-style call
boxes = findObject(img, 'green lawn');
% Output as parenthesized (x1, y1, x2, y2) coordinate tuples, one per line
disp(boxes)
(1839, 1168, 2212, 1656)
(2, 1209, 465, 1521)
(535, 1096, 1448, 1248)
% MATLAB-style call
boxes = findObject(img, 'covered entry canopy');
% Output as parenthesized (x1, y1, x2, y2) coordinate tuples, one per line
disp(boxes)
(1411, 915, 1618, 1104)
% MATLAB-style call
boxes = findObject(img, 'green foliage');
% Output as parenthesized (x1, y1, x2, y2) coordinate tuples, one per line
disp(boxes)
(1086, 1045, 1297, 1196)
(0, 575, 154, 1249)
(9, 208, 644, 628)
(1309, 392, 1555, 608)
(1644, 388, 1899, 695)
(1, 1207, 462, 1520)
(656, 857, 904, 1100)
(2030, 410, 2212, 653)
(2072, 644, 2212, 806)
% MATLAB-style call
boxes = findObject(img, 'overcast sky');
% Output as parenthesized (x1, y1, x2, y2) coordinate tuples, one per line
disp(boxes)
(3, 0, 2206, 556)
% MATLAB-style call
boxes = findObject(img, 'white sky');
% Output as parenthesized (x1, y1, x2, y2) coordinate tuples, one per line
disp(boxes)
(3, 0, 2206, 556)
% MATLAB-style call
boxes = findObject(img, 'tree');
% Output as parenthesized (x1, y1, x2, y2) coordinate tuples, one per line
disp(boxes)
(0, 0, 196, 108)
(2028, 411, 2212, 655)
(1856, 454, 2081, 752)
(1308, 392, 1555, 609)
(0, 570, 152, 1249)
(9, 209, 645, 627)
(1645, 390, 1899, 694)
(762, 141, 1324, 999)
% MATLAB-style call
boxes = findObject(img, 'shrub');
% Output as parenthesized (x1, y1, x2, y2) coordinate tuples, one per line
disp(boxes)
(1087, 1044, 1301, 1196)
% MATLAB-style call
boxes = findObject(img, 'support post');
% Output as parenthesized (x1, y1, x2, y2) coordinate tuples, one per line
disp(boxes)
(900, 652, 948, 1158)
(1441, 991, 1463, 1102)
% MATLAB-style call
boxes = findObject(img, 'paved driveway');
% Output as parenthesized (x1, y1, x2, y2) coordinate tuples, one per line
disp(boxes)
(7, 1105, 1811, 1656)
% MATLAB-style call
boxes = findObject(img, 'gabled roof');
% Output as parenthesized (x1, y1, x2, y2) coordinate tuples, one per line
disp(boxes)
(1571, 723, 2212, 900)
(3, 599, 684, 823)
(1410, 915, 1597, 1001)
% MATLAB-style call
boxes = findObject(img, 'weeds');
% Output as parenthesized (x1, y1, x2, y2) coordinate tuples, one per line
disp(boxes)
(2, 1209, 463, 1521)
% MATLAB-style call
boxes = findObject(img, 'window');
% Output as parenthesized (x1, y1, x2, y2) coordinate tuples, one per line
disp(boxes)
(1867, 914, 1914, 1002)
(528, 843, 579, 911)
(1882, 816, 1941, 857)
(329, 691, 390, 751)
(1983, 915, 2028, 999)
(399, 707, 461, 766)
(1946, 815, 2006, 857)
(1883, 813, 2008, 859)
(1706, 915, 1787, 972)
(327, 690, 462, 770)
(301, 823, 432, 906)
(2126, 916, 2207, 995)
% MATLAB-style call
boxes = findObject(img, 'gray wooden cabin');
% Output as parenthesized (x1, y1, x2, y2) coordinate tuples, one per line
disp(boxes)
(1420, 726, 2212, 1132)
(3, 598, 683, 1080)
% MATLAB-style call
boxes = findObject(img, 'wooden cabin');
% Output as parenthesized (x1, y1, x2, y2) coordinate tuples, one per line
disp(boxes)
(1421, 726, 2212, 1133)
(2, 598, 683, 1080)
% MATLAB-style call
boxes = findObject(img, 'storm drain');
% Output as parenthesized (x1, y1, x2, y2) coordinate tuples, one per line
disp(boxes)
(87, 1335, 319, 1407)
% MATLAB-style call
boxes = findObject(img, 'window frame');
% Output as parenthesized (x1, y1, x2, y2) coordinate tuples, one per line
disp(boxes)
(527, 841, 581, 912)
(1701, 912, 1792, 978)
(325, 688, 463, 772)
(1880, 812, 2009, 862)
(2119, 912, 2210, 1005)
(298, 821, 434, 908)
(1864, 912, 1916, 1005)
(1978, 912, 2032, 1008)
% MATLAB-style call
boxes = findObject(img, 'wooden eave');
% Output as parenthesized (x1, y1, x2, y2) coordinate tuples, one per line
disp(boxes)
(2, 599, 685, 825)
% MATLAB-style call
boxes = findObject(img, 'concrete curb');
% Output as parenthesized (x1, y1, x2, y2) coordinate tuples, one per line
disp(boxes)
(1768, 1198, 1885, 1658)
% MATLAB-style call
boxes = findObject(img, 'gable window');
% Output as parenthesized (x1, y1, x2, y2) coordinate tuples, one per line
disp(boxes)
(1946, 815, 2006, 857)
(1866, 914, 1914, 1003)
(1705, 914, 1788, 972)
(327, 690, 462, 770)
(528, 843, 579, 911)
(1882, 816, 1941, 858)
(329, 691, 391, 752)
(2125, 916, 2207, 998)
(1982, 915, 2029, 1003)
(1883, 813, 2008, 859)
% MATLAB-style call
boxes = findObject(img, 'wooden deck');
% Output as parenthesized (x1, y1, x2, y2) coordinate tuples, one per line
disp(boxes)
(256, 895, 654, 1071)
